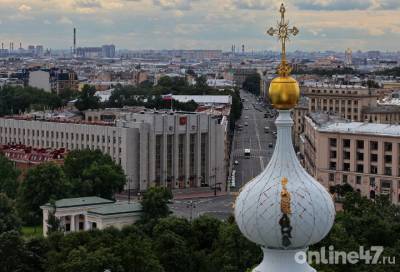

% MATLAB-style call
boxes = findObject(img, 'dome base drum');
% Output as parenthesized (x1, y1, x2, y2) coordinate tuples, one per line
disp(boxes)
(253, 248, 315, 272)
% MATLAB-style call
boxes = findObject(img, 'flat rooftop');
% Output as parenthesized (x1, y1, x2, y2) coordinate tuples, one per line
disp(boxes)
(88, 202, 142, 216)
(42, 197, 114, 209)
(309, 112, 400, 137)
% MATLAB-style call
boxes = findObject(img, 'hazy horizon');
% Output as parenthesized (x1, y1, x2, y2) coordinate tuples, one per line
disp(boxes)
(1, 0, 400, 52)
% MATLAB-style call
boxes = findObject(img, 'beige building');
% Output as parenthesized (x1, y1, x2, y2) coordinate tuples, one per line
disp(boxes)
(302, 85, 379, 121)
(301, 112, 400, 204)
(293, 85, 400, 148)
(0, 110, 228, 192)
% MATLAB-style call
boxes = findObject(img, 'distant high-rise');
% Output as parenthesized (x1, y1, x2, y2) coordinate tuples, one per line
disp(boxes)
(36, 45, 44, 57)
(102, 44, 116, 58)
(345, 48, 352, 66)
(73, 28, 77, 57)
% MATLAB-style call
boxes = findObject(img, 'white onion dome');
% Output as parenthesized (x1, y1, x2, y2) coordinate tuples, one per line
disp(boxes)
(234, 110, 335, 250)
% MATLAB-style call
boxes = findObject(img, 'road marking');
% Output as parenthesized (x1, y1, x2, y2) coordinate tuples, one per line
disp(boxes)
(252, 105, 264, 170)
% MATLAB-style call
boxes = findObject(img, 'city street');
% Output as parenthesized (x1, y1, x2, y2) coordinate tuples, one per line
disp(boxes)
(170, 90, 277, 221)
(231, 90, 277, 190)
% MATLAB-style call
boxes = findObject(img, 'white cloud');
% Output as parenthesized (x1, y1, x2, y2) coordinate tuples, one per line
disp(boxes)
(18, 4, 32, 13)
(58, 16, 73, 25)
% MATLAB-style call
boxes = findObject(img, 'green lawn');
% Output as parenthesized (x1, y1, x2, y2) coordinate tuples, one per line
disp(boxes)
(21, 225, 43, 239)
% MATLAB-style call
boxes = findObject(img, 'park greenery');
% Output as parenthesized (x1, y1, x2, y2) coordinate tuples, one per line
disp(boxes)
(1, 152, 400, 272)
(0, 86, 63, 116)
(0, 149, 125, 226)
(242, 73, 261, 96)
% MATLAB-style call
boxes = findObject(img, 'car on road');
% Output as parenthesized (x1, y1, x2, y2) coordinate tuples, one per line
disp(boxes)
(234, 160, 239, 165)
(268, 143, 274, 148)
(244, 149, 251, 158)
(244, 122, 248, 126)
(264, 127, 270, 133)
(245, 116, 249, 119)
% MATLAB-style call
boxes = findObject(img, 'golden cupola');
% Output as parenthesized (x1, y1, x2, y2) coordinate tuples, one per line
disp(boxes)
(267, 3, 300, 110)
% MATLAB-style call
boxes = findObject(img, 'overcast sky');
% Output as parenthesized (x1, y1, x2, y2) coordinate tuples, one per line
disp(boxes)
(1, 0, 400, 51)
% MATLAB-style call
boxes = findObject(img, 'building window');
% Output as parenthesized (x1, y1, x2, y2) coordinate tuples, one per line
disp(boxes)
(329, 161, 337, 170)
(370, 141, 378, 151)
(357, 140, 364, 149)
(370, 177, 375, 187)
(385, 167, 392, 176)
(329, 138, 337, 147)
(370, 165, 378, 174)
(190, 134, 196, 177)
(356, 176, 362, 185)
(343, 151, 351, 160)
(384, 142, 392, 152)
(356, 164, 364, 173)
(200, 133, 208, 186)
(329, 173, 334, 182)
(343, 139, 351, 148)
(356, 152, 364, 161)
(155, 135, 162, 182)
(343, 163, 350, 171)
(178, 134, 185, 179)
(343, 174, 348, 183)
(330, 151, 337, 159)
(167, 135, 173, 180)
(370, 154, 378, 162)
(384, 155, 392, 164)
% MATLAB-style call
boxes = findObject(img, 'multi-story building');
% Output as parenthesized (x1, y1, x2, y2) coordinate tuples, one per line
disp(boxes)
(301, 112, 400, 204)
(101, 45, 116, 58)
(29, 69, 79, 94)
(302, 85, 379, 121)
(292, 96, 309, 149)
(0, 111, 228, 193)
(294, 85, 400, 148)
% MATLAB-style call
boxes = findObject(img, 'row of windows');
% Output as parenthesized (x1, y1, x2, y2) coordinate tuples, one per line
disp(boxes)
(0, 127, 123, 145)
(330, 138, 394, 152)
(310, 89, 360, 95)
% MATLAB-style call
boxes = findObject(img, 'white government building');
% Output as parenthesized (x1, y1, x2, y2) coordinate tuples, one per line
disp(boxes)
(40, 197, 142, 236)
(0, 110, 228, 192)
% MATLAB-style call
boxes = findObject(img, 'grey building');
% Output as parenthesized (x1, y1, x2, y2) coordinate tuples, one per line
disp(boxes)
(0, 111, 228, 192)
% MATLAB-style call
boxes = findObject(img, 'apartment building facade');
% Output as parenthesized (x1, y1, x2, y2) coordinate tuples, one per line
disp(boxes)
(0, 111, 227, 192)
(302, 112, 400, 204)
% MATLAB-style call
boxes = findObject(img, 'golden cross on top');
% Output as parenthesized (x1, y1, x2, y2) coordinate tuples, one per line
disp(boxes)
(267, 3, 299, 76)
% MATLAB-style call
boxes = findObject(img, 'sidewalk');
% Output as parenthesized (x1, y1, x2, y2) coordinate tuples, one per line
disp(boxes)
(173, 190, 229, 200)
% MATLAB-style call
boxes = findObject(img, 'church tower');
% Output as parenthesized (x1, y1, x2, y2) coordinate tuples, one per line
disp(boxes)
(234, 4, 336, 272)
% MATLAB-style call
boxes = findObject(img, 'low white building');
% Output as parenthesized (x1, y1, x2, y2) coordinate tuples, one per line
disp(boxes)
(40, 197, 142, 236)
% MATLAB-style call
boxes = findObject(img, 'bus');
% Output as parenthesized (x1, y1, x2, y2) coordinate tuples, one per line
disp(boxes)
(244, 149, 251, 158)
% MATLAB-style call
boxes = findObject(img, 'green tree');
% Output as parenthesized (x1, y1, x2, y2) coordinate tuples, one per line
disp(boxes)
(242, 73, 261, 95)
(75, 85, 101, 111)
(0, 154, 20, 199)
(141, 187, 173, 222)
(0, 231, 29, 272)
(0, 86, 62, 116)
(153, 230, 192, 272)
(209, 219, 262, 272)
(17, 163, 70, 225)
(63, 149, 125, 199)
(114, 234, 164, 272)
(0, 193, 21, 233)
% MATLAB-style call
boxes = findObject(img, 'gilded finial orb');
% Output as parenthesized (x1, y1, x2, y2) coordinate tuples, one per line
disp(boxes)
(269, 76, 300, 110)
(266, 3, 300, 110)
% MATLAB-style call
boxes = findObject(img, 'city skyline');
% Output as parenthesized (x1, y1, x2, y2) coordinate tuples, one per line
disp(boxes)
(0, 0, 399, 51)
